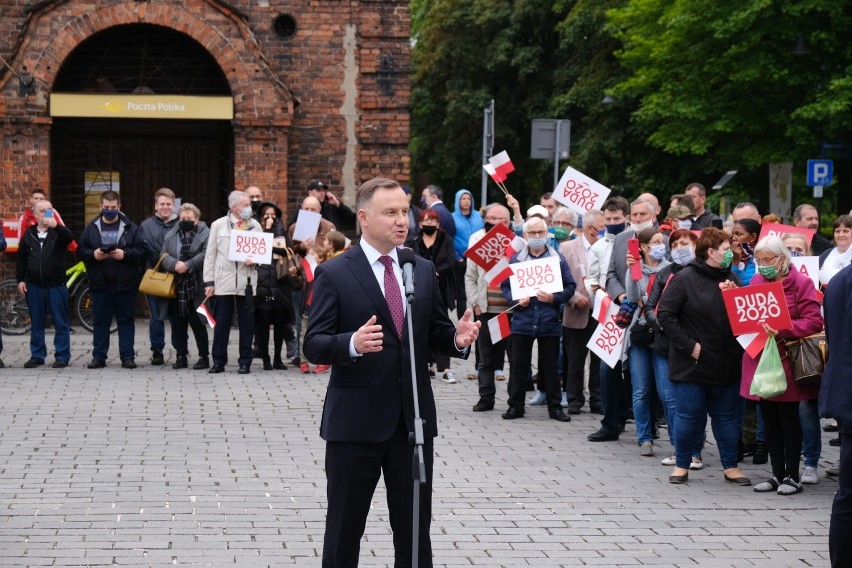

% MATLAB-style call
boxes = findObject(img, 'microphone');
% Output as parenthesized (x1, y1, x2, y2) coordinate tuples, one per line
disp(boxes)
(398, 247, 416, 301)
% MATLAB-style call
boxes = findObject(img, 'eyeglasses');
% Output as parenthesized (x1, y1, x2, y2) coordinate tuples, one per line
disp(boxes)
(755, 255, 780, 266)
(526, 230, 548, 237)
(485, 217, 509, 223)
(552, 221, 573, 227)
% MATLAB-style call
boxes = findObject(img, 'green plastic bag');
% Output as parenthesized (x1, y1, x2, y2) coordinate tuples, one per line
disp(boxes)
(750, 335, 787, 399)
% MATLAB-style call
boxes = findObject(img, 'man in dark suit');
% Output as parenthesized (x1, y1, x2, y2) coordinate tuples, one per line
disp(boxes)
(420, 184, 456, 239)
(304, 177, 481, 568)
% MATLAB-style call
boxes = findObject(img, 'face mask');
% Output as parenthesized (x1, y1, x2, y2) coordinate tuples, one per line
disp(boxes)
(671, 246, 695, 266)
(605, 222, 626, 236)
(553, 226, 570, 241)
(789, 250, 803, 258)
(101, 209, 119, 221)
(179, 220, 196, 232)
(715, 249, 734, 269)
(597, 229, 606, 239)
(483, 222, 494, 233)
(677, 219, 693, 230)
(240, 206, 253, 220)
(420, 225, 437, 236)
(740, 242, 754, 258)
(631, 220, 654, 233)
(649, 244, 667, 260)
(527, 237, 547, 250)
(250, 200, 261, 212)
(757, 263, 779, 280)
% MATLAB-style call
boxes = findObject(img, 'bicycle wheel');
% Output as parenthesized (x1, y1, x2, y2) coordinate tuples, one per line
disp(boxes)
(0, 278, 31, 335)
(75, 284, 118, 334)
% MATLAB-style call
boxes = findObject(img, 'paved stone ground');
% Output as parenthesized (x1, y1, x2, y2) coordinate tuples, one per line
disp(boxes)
(0, 323, 836, 567)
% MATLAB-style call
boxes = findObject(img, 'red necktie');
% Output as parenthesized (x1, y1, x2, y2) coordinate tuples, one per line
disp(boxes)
(379, 255, 404, 337)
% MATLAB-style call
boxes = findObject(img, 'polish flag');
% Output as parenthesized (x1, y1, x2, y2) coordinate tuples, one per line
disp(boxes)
(483, 163, 506, 184)
(301, 254, 318, 282)
(592, 289, 612, 324)
(506, 235, 526, 257)
(487, 312, 511, 344)
(489, 151, 515, 179)
(484, 257, 513, 286)
(737, 331, 769, 360)
(196, 302, 216, 329)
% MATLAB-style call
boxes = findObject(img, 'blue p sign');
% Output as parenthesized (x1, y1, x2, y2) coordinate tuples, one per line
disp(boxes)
(807, 159, 833, 186)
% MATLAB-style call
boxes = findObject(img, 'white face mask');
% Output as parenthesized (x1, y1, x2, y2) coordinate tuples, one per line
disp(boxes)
(677, 219, 693, 230)
(631, 220, 654, 233)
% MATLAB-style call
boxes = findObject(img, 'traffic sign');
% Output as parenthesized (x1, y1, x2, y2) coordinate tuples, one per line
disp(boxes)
(807, 159, 833, 186)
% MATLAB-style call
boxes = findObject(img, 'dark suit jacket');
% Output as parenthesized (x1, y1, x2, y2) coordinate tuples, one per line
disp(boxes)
(430, 201, 456, 239)
(304, 244, 462, 443)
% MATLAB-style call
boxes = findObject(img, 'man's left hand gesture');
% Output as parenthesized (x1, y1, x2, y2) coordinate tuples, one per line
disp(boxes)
(454, 308, 481, 349)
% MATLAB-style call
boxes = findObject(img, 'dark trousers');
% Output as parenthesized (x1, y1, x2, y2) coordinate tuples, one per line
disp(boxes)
(453, 260, 466, 319)
(508, 334, 561, 413)
(562, 316, 601, 411)
(831, 431, 852, 567)
(323, 418, 433, 568)
(599, 359, 627, 435)
(90, 286, 136, 362)
(169, 308, 209, 358)
(475, 312, 509, 402)
(254, 306, 293, 362)
(211, 295, 254, 367)
(759, 400, 803, 482)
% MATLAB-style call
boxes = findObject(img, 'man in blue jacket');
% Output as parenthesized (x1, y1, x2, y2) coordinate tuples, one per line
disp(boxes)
(451, 188, 483, 319)
(501, 216, 576, 422)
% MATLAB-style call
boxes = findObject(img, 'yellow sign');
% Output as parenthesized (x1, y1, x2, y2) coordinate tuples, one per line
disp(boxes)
(50, 94, 233, 120)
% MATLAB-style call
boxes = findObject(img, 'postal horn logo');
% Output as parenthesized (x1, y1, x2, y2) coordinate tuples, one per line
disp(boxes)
(102, 99, 123, 113)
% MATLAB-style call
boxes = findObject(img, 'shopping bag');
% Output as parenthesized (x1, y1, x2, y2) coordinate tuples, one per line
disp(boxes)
(749, 336, 787, 399)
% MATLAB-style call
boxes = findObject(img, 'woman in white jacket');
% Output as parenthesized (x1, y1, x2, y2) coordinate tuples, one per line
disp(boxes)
(203, 190, 262, 374)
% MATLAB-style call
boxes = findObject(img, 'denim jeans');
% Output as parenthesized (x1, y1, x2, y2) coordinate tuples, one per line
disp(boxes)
(800, 399, 821, 469)
(628, 344, 661, 445)
(672, 381, 740, 470)
(26, 283, 71, 362)
(146, 294, 166, 354)
(90, 287, 136, 361)
(652, 351, 705, 457)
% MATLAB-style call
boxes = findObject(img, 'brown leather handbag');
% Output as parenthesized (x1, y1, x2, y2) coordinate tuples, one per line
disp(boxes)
(785, 333, 827, 385)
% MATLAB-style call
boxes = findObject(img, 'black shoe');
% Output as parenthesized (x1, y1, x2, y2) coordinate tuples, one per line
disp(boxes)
(151, 352, 165, 366)
(173, 356, 188, 369)
(23, 358, 44, 368)
(473, 398, 494, 412)
(87, 358, 106, 369)
(0, 359, 5, 368)
(121, 359, 137, 369)
(566, 407, 583, 415)
(262, 358, 273, 371)
(238, 364, 250, 374)
(193, 356, 210, 370)
(669, 471, 689, 484)
(824, 423, 839, 432)
(502, 407, 525, 420)
(587, 429, 619, 442)
(549, 409, 572, 422)
(52, 360, 68, 369)
(753, 440, 768, 464)
(290, 356, 301, 366)
(724, 473, 752, 486)
(273, 359, 287, 370)
(830, 436, 841, 447)
(209, 364, 225, 374)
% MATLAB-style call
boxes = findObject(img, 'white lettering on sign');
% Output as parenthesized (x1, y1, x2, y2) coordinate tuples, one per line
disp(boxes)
(473, 233, 513, 265)
(126, 101, 187, 112)
(733, 291, 782, 324)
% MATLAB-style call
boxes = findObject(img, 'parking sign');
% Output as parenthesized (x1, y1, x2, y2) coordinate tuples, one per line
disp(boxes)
(807, 159, 833, 186)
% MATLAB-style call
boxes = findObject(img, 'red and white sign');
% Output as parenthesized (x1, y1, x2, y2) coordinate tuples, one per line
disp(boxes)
(758, 222, 815, 244)
(591, 289, 612, 324)
(791, 256, 820, 290)
(552, 167, 611, 215)
(586, 298, 626, 369)
(489, 151, 515, 180)
(228, 231, 273, 264)
(487, 312, 511, 344)
(465, 224, 525, 285)
(722, 281, 792, 336)
(3, 219, 19, 253)
(508, 256, 563, 300)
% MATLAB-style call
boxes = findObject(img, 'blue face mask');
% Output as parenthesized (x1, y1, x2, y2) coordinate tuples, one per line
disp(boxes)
(605, 222, 626, 236)
(597, 229, 606, 239)
(527, 237, 548, 250)
(101, 209, 119, 221)
(671, 246, 695, 266)
(789, 249, 803, 258)
(649, 244, 667, 261)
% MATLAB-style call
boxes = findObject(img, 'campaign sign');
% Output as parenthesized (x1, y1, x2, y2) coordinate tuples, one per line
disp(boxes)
(586, 299, 625, 369)
(791, 256, 820, 290)
(758, 222, 815, 245)
(508, 256, 563, 300)
(552, 166, 611, 215)
(465, 223, 517, 270)
(722, 281, 792, 335)
(227, 230, 273, 264)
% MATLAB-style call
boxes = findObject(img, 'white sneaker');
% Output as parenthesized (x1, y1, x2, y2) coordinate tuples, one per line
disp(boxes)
(660, 455, 676, 466)
(441, 371, 457, 384)
(561, 392, 568, 408)
(689, 458, 705, 470)
(801, 466, 819, 485)
(528, 391, 546, 405)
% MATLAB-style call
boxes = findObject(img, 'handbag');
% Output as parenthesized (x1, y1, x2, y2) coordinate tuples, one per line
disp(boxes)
(785, 333, 827, 385)
(138, 253, 176, 299)
(278, 247, 306, 289)
(750, 335, 787, 399)
(629, 321, 655, 345)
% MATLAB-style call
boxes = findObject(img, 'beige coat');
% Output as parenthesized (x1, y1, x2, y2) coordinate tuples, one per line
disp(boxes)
(203, 214, 262, 296)
(560, 237, 593, 329)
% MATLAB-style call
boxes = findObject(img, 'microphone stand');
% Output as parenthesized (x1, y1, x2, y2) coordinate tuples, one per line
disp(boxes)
(403, 269, 425, 568)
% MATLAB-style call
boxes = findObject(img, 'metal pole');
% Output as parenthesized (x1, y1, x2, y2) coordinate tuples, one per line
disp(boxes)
(553, 120, 561, 189)
(481, 100, 494, 207)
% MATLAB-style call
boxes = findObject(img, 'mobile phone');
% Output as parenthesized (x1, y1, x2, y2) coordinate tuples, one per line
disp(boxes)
(100, 246, 116, 254)
(628, 237, 642, 281)
(44, 208, 54, 218)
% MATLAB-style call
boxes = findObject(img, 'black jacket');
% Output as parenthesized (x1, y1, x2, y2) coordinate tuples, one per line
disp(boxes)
(644, 262, 683, 355)
(657, 258, 743, 386)
(818, 265, 852, 429)
(79, 214, 147, 292)
(16, 224, 74, 287)
(409, 228, 456, 310)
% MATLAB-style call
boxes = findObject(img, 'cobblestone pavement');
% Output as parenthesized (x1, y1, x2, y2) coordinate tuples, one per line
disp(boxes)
(0, 324, 835, 567)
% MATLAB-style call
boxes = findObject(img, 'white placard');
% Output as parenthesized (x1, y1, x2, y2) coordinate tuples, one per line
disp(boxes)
(227, 230, 273, 264)
(586, 299, 626, 369)
(791, 256, 820, 290)
(552, 166, 612, 215)
(819, 268, 840, 286)
(508, 256, 564, 300)
(292, 210, 322, 243)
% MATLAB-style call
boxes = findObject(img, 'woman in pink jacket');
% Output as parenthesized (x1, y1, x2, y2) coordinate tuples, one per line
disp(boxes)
(741, 236, 823, 495)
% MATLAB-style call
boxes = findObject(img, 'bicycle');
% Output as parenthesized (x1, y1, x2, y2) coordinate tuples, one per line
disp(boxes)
(0, 260, 118, 335)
